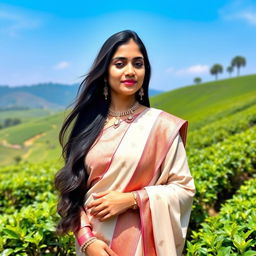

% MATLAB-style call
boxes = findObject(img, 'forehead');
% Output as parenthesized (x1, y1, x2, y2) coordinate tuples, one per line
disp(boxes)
(112, 39, 143, 58)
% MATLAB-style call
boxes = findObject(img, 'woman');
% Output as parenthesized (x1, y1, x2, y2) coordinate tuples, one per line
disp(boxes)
(55, 30, 195, 256)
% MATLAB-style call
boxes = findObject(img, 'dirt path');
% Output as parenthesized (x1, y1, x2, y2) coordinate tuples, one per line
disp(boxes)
(23, 133, 45, 147)
(1, 139, 22, 149)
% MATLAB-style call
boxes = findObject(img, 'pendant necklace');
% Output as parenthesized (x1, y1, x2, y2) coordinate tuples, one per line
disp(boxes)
(108, 101, 140, 128)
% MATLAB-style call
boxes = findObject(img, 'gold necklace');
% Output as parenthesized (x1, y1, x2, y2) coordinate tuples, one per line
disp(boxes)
(107, 101, 140, 128)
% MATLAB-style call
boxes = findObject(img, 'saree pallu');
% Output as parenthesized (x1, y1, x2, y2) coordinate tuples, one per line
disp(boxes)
(74, 107, 195, 256)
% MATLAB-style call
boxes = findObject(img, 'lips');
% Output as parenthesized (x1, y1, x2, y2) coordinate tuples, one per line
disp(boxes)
(122, 80, 137, 85)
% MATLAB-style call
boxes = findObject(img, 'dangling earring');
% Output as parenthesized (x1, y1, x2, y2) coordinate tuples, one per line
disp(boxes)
(103, 79, 108, 100)
(139, 87, 144, 101)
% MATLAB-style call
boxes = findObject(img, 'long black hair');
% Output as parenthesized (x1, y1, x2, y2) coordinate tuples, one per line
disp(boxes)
(54, 30, 151, 234)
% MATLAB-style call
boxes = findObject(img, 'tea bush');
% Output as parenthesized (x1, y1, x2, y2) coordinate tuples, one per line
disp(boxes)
(188, 104, 256, 149)
(189, 125, 256, 226)
(0, 162, 57, 214)
(186, 178, 256, 256)
(0, 197, 75, 255)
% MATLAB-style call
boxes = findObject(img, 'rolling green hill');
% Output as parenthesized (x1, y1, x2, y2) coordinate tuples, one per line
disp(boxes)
(0, 74, 255, 166)
(0, 111, 67, 166)
(151, 74, 256, 130)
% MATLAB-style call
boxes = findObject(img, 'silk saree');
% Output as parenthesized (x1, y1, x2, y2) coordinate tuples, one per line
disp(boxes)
(74, 107, 195, 256)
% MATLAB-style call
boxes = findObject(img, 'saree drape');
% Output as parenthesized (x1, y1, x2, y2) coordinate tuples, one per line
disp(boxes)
(74, 107, 195, 256)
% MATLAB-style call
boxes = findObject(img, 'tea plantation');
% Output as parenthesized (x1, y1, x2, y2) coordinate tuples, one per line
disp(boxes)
(1, 75, 256, 255)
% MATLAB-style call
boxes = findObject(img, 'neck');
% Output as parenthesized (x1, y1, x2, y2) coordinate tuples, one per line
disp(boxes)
(109, 94, 137, 112)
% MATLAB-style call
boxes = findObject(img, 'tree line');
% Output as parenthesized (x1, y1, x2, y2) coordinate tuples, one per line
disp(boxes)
(194, 56, 246, 84)
(0, 118, 21, 129)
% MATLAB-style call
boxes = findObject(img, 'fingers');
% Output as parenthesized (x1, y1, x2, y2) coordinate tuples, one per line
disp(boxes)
(98, 212, 113, 222)
(93, 191, 110, 198)
(91, 208, 113, 221)
(92, 208, 110, 218)
(87, 191, 111, 209)
(105, 246, 118, 256)
(90, 204, 106, 215)
(86, 198, 103, 209)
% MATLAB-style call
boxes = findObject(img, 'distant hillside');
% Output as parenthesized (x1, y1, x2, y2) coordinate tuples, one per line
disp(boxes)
(0, 92, 63, 109)
(0, 83, 163, 110)
(0, 83, 78, 110)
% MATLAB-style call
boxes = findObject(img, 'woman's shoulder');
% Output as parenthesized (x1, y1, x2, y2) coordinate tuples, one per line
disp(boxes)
(147, 107, 188, 125)
(147, 107, 188, 146)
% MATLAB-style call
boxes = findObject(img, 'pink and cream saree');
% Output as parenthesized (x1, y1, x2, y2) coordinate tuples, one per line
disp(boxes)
(75, 107, 195, 256)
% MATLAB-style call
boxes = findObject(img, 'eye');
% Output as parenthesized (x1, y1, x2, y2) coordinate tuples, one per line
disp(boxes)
(134, 62, 144, 68)
(114, 62, 124, 68)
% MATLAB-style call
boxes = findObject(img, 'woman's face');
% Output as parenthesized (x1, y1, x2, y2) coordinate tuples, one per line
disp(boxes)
(107, 39, 145, 98)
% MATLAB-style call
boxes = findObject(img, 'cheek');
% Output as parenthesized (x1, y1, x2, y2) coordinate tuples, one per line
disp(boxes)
(108, 69, 123, 87)
(138, 69, 145, 80)
(109, 67, 122, 79)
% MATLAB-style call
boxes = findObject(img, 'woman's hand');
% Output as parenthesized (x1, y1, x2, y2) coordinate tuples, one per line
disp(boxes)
(85, 239, 118, 256)
(86, 191, 134, 221)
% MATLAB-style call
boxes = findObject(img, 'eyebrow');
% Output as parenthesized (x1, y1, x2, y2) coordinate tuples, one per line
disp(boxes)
(111, 56, 144, 61)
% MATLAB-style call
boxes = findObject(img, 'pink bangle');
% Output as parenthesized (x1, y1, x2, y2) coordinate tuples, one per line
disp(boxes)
(77, 229, 95, 246)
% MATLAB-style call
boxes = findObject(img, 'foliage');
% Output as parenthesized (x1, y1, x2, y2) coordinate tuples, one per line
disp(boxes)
(189, 125, 256, 227)
(0, 162, 76, 255)
(194, 77, 202, 84)
(210, 64, 223, 80)
(0, 118, 21, 130)
(231, 56, 246, 77)
(187, 104, 256, 149)
(0, 163, 55, 214)
(186, 178, 256, 255)
(0, 199, 75, 256)
(226, 66, 234, 77)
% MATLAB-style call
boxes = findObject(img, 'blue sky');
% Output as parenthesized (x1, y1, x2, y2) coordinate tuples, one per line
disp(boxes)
(0, 0, 256, 91)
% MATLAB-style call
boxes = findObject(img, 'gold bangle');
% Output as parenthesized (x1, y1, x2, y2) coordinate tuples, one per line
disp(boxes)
(131, 192, 138, 210)
(80, 237, 97, 253)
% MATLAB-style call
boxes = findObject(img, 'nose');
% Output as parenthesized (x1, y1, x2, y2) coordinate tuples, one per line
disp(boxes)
(125, 63, 135, 76)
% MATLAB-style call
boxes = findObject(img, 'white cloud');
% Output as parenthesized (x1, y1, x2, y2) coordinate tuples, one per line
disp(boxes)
(166, 65, 209, 76)
(219, 0, 256, 26)
(238, 11, 256, 25)
(53, 61, 71, 70)
(0, 4, 43, 37)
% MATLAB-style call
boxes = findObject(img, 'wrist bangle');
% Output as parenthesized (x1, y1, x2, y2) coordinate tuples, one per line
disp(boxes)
(80, 237, 97, 253)
(131, 192, 138, 210)
(77, 229, 94, 246)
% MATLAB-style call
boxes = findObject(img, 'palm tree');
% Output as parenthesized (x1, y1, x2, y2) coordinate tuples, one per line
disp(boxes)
(210, 64, 223, 80)
(231, 56, 246, 76)
(194, 77, 202, 84)
(226, 66, 234, 78)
